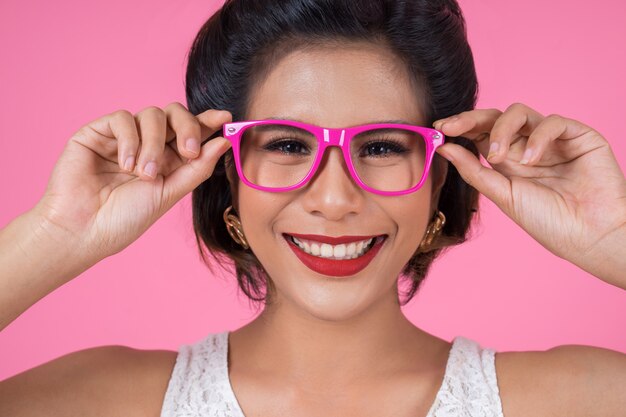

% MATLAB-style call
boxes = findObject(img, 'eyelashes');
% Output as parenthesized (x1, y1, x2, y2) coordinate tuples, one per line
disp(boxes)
(261, 136, 409, 157)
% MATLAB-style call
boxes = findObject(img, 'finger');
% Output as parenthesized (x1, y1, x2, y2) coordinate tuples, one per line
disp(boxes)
(195, 108, 233, 143)
(488, 103, 544, 164)
(162, 136, 233, 207)
(433, 109, 503, 141)
(163, 102, 203, 160)
(135, 106, 167, 180)
(85, 109, 140, 171)
(520, 114, 572, 165)
(109, 110, 141, 172)
(433, 109, 503, 160)
(162, 108, 232, 154)
(435, 143, 512, 212)
(434, 105, 544, 165)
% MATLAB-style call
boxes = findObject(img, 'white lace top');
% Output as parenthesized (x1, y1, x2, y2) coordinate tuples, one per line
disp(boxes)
(160, 331, 504, 417)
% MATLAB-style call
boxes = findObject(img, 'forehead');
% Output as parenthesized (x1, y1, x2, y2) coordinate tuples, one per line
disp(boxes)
(245, 42, 426, 127)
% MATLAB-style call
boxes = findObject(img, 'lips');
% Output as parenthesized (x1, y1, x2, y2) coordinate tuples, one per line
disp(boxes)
(283, 233, 387, 277)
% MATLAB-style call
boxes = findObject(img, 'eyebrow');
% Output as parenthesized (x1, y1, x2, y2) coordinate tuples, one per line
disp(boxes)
(263, 116, 418, 126)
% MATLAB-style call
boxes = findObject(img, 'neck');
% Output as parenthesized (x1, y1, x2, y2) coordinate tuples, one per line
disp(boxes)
(229, 285, 437, 389)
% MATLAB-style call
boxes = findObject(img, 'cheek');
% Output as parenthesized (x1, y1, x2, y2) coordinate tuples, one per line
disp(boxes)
(238, 187, 263, 236)
(391, 185, 433, 251)
(237, 187, 284, 257)
(401, 201, 430, 244)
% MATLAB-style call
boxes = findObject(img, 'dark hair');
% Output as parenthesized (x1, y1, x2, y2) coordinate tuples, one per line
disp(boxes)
(187, 0, 480, 309)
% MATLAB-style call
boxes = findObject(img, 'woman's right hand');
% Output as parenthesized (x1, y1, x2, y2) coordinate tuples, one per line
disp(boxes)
(31, 103, 232, 263)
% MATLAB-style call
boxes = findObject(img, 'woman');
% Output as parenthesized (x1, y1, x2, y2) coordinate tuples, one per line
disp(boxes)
(1, 0, 624, 415)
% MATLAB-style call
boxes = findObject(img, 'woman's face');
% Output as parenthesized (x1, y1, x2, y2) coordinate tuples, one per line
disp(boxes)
(232, 42, 445, 320)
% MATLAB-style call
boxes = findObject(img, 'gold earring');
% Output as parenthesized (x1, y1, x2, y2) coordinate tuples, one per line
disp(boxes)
(223, 205, 249, 249)
(418, 210, 446, 252)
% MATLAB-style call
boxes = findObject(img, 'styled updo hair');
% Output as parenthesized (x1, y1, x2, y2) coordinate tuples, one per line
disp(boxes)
(187, 0, 480, 308)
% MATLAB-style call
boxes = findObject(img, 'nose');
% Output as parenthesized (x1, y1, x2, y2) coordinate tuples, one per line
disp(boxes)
(300, 146, 365, 221)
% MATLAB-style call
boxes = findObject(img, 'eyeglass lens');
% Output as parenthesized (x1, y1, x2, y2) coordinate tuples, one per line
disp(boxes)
(239, 123, 427, 192)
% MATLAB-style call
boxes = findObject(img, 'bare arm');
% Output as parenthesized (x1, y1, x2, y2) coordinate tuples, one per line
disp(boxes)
(0, 105, 229, 415)
(0, 105, 231, 332)
(577, 222, 626, 290)
(434, 106, 626, 291)
(0, 206, 94, 332)
(497, 344, 626, 417)
(0, 345, 177, 417)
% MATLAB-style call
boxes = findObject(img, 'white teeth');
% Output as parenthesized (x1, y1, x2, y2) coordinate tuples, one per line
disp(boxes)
(289, 235, 379, 260)
(333, 244, 346, 258)
(320, 243, 333, 258)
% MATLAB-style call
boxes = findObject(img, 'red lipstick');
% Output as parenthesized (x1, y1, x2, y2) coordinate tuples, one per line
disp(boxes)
(284, 234, 386, 277)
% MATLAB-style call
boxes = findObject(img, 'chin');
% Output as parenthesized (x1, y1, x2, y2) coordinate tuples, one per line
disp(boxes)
(276, 280, 380, 322)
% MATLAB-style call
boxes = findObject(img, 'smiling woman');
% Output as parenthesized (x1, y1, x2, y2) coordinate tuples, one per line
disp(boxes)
(190, 0, 481, 307)
(0, 0, 625, 416)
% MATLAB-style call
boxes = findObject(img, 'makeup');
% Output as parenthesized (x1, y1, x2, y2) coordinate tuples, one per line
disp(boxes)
(284, 233, 387, 277)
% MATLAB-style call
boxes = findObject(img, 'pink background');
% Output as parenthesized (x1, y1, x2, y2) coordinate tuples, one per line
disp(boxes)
(1, 0, 624, 379)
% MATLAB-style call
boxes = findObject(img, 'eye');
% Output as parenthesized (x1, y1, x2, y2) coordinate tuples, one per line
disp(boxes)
(263, 137, 311, 155)
(360, 139, 408, 157)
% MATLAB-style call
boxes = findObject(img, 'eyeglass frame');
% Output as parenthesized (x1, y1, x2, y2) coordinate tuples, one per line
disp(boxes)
(222, 119, 445, 196)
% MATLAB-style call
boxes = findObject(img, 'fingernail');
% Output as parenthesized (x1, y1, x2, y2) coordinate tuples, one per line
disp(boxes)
(143, 161, 157, 178)
(185, 138, 200, 154)
(123, 156, 135, 172)
(435, 115, 459, 129)
(519, 148, 533, 165)
(487, 142, 500, 161)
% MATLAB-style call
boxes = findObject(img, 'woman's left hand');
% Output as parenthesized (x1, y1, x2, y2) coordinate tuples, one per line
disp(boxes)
(433, 103, 626, 288)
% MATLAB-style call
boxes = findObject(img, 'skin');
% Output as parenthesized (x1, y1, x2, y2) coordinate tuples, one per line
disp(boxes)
(1, 39, 625, 417)
(226, 42, 452, 415)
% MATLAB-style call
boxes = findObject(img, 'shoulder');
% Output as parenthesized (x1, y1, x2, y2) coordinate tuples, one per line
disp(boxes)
(496, 344, 626, 417)
(0, 345, 178, 417)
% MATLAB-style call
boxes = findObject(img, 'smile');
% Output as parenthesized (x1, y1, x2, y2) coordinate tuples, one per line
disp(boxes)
(288, 235, 376, 260)
(283, 233, 388, 277)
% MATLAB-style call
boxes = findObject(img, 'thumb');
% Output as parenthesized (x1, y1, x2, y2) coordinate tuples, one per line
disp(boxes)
(162, 136, 232, 204)
(436, 143, 511, 209)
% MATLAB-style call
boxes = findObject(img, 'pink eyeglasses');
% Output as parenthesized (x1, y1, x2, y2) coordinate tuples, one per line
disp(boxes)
(222, 119, 445, 196)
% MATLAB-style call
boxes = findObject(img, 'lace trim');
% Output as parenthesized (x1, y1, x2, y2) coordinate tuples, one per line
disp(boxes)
(160, 332, 244, 417)
(425, 336, 504, 417)
(161, 332, 504, 417)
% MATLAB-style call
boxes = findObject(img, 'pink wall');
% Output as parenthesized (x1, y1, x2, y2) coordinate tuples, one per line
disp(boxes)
(1, 0, 624, 379)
